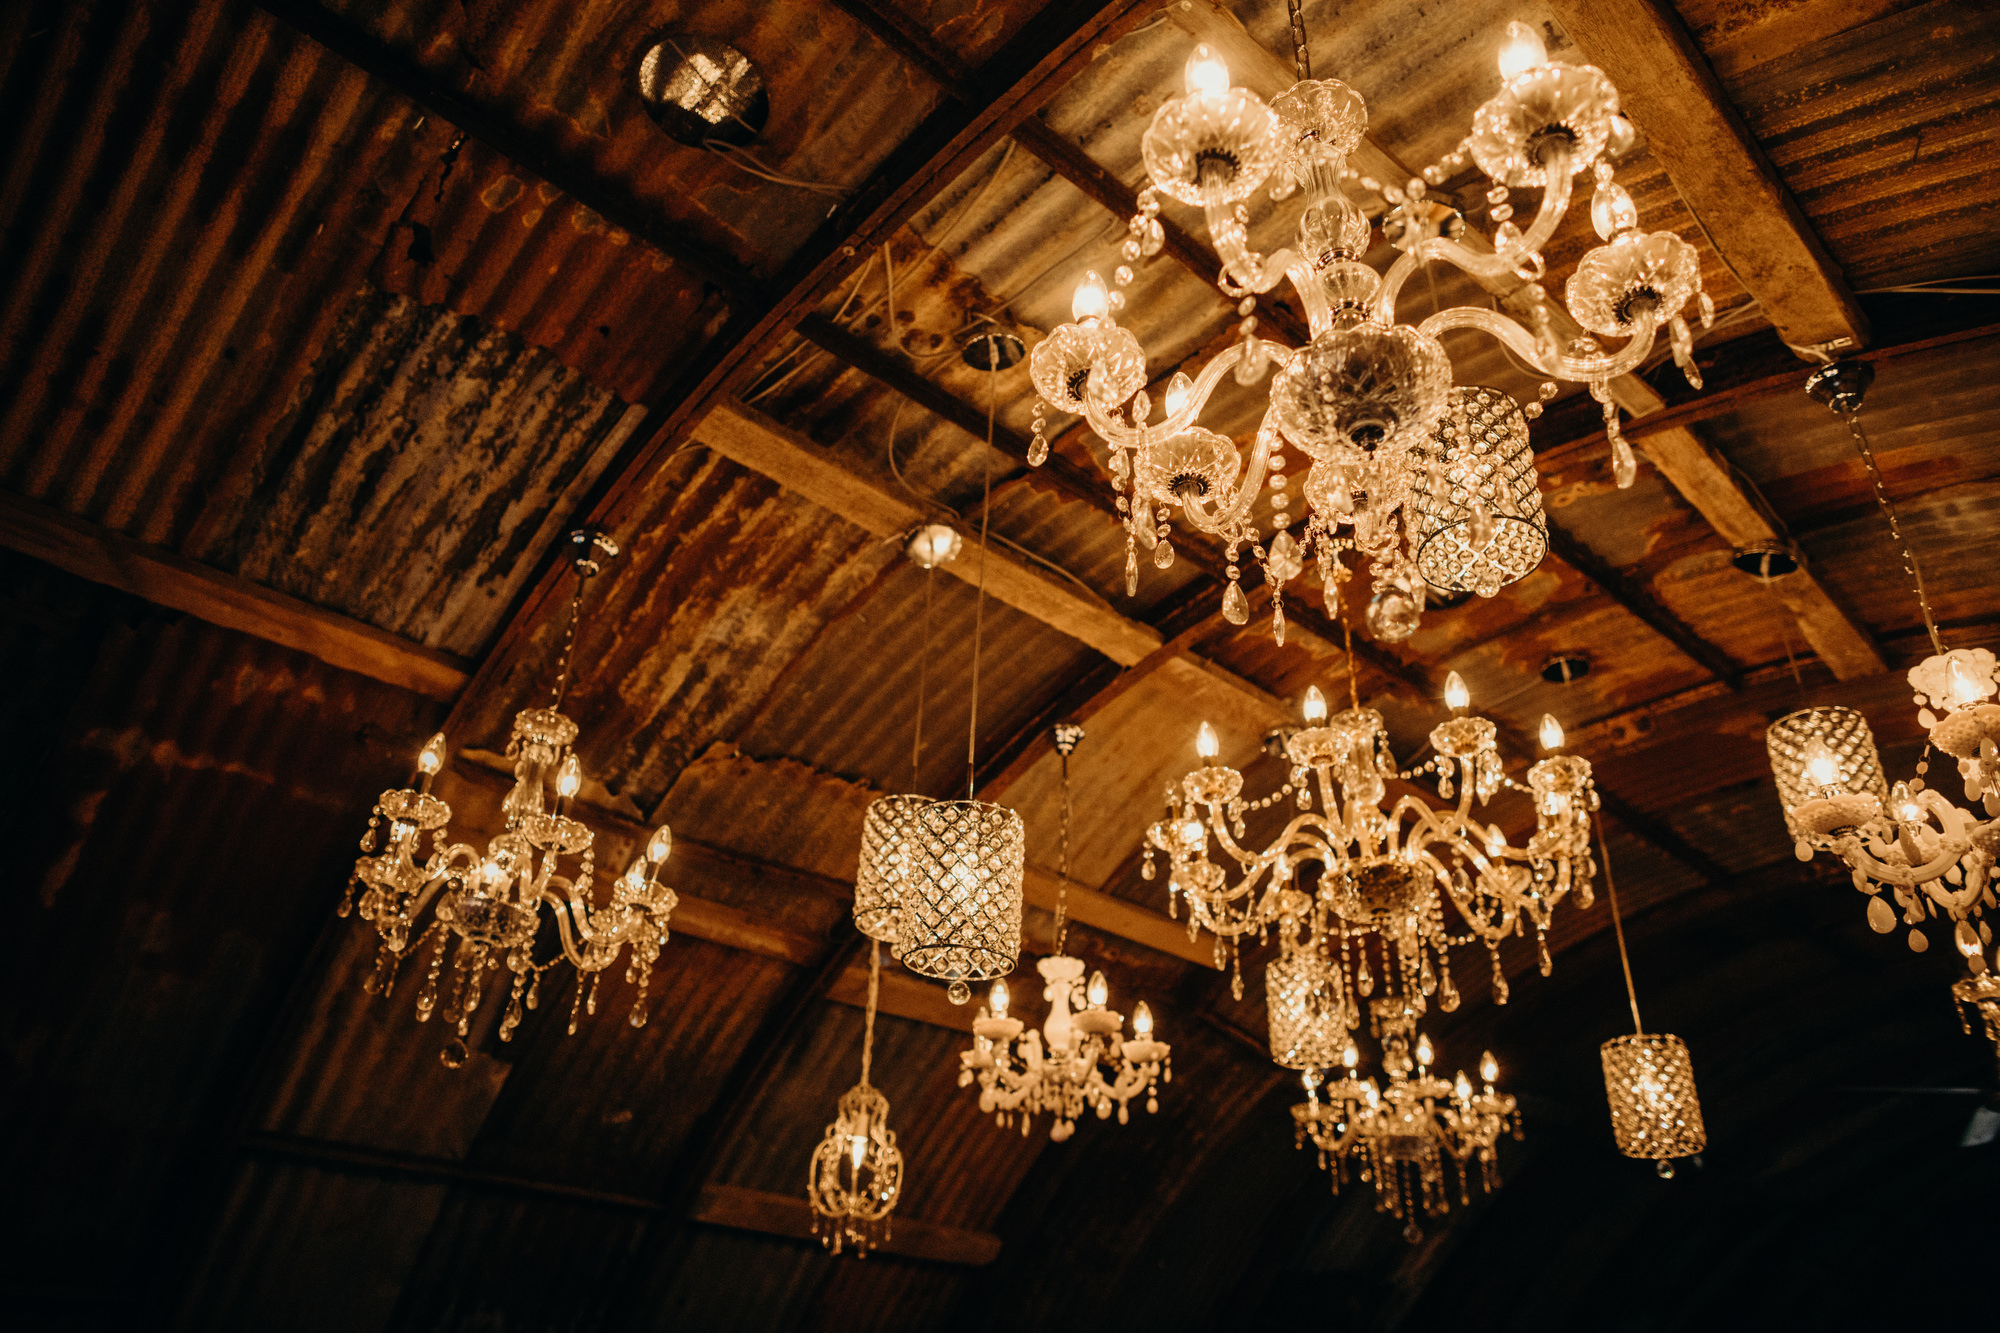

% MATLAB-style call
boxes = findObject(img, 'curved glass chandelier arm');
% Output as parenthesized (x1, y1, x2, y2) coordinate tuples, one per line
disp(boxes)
(1178, 416, 1284, 536)
(1081, 341, 1295, 451)
(1417, 305, 1659, 382)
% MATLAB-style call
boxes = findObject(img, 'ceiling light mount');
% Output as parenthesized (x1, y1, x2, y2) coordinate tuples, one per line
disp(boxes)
(961, 331, 1025, 371)
(636, 34, 768, 148)
(1541, 653, 1592, 684)
(1731, 542, 1798, 580)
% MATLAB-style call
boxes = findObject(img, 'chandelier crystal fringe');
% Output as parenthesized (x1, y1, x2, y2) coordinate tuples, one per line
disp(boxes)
(959, 724, 1171, 1139)
(1595, 813, 1706, 1175)
(1025, 18, 1710, 645)
(1765, 363, 2000, 1053)
(808, 940, 904, 1256)
(341, 531, 679, 1067)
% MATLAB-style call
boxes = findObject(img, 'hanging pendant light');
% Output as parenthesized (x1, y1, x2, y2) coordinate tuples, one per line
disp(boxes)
(808, 940, 904, 1255)
(898, 335, 1026, 1003)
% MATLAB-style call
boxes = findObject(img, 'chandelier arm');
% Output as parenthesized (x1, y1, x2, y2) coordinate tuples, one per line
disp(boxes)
(1174, 416, 1282, 536)
(1374, 144, 1575, 326)
(538, 884, 596, 969)
(1080, 340, 1259, 450)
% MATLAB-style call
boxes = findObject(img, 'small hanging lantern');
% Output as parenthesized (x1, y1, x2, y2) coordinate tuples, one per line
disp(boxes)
(902, 799, 1024, 1003)
(808, 942, 904, 1255)
(1266, 897, 1347, 1070)
(1407, 385, 1548, 599)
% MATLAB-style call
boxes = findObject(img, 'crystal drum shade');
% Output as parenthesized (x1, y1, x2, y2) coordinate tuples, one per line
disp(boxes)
(1766, 706, 1888, 842)
(855, 794, 932, 943)
(901, 800, 1025, 992)
(1409, 386, 1548, 596)
(1601, 1033, 1707, 1165)
(1267, 934, 1348, 1070)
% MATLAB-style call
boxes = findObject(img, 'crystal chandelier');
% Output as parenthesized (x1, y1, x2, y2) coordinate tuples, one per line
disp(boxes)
(1026, 16, 1709, 642)
(1594, 812, 1706, 1175)
(1142, 660, 1597, 1006)
(341, 532, 680, 1066)
(808, 940, 904, 1256)
(895, 336, 1026, 1005)
(1292, 995, 1517, 1238)
(1764, 363, 2000, 1051)
(959, 724, 1171, 1139)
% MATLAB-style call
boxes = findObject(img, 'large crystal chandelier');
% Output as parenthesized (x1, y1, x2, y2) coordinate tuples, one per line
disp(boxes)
(341, 532, 680, 1066)
(1292, 996, 1517, 1239)
(1142, 666, 1596, 1005)
(1026, 16, 1709, 641)
(808, 940, 904, 1256)
(959, 724, 1172, 1139)
(1764, 363, 2000, 1052)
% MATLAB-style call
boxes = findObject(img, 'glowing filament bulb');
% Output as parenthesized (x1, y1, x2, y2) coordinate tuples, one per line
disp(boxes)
(646, 824, 673, 864)
(1803, 743, 1841, 790)
(1132, 1001, 1154, 1037)
(416, 733, 447, 775)
(1087, 970, 1110, 1008)
(556, 753, 582, 799)
(1163, 370, 1194, 418)
(1946, 654, 1988, 708)
(1540, 713, 1565, 751)
(848, 1133, 869, 1171)
(1303, 685, 1329, 724)
(1180, 818, 1204, 845)
(1416, 1034, 1435, 1067)
(1497, 20, 1548, 78)
(624, 856, 648, 888)
(1342, 1042, 1359, 1070)
(1444, 671, 1471, 711)
(1072, 270, 1110, 323)
(1485, 827, 1507, 858)
(1183, 43, 1229, 96)
(1480, 1050, 1500, 1084)
(989, 978, 1010, 1019)
(1891, 782, 1921, 823)
(1455, 1071, 1473, 1102)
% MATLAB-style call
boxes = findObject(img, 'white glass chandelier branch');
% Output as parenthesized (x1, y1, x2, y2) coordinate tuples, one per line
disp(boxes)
(1827, 787, 1993, 897)
(1373, 141, 1574, 324)
(1176, 416, 1287, 537)
(1417, 304, 1660, 384)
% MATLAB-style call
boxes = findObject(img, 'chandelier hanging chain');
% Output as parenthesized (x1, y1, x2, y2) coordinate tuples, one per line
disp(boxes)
(914, 562, 934, 789)
(1844, 407, 1943, 656)
(549, 565, 588, 710)
(1286, 0, 1311, 82)
(1597, 811, 1643, 1035)
(1056, 746, 1073, 953)
(967, 357, 997, 799)
(1336, 555, 1360, 713)
(862, 938, 881, 1086)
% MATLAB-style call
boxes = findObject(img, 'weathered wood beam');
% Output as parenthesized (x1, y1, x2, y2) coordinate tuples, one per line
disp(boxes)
(695, 400, 1162, 666)
(1540, 522, 1744, 687)
(1543, 0, 1869, 356)
(692, 1183, 1002, 1266)
(0, 488, 471, 701)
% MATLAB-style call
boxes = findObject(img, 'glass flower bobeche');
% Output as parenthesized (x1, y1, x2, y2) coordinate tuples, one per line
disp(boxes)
(1026, 24, 1710, 644)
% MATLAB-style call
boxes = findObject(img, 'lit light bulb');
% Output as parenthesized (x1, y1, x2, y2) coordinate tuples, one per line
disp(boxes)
(1589, 181, 1639, 241)
(848, 1132, 869, 1171)
(1455, 1071, 1473, 1101)
(1539, 713, 1565, 751)
(1163, 370, 1194, 418)
(1180, 818, 1203, 845)
(1342, 1042, 1359, 1070)
(1946, 654, 1989, 709)
(1072, 270, 1110, 323)
(1416, 1034, 1435, 1067)
(1444, 671, 1471, 711)
(1087, 970, 1109, 1008)
(416, 733, 447, 775)
(1196, 721, 1220, 760)
(1301, 1067, 1320, 1092)
(646, 824, 673, 864)
(1480, 1050, 1499, 1084)
(1803, 743, 1841, 791)
(1497, 19, 1548, 78)
(989, 977, 1010, 1018)
(1892, 782, 1922, 823)
(1183, 43, 1229, 96)
(624, 855, 648, 888)
(480, 858, 505, 887)
(1485, 827, 1507, 858)
(906, 523, 962, 570)
(1364, 1080, 1380, 1107)
(1132, 1000, 1154, 1037)
(1303, 685, 1328, 724)
(556, 753, 582, 799)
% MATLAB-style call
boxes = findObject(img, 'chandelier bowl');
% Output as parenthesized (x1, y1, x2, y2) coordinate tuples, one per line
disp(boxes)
(1270, 323, 1452, 461)
(1469, 62, 1620, 188)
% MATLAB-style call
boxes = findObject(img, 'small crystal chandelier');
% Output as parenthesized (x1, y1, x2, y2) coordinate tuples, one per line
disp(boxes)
(1765, 363, 2000, 1051)
(1292, 996, 1517, 1239)
(959, 724, 1172, 1139)
(808, 940, 904, 1256)
(341, 532, 679, 1065)
(1143, 652, 1596, 1007)
(1026, 17, 1709, 643)
(1594, 812, 1706, 1175)
(896, 335, 1027, 1004)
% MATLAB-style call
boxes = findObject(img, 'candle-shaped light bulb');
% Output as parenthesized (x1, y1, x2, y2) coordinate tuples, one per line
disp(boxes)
(1180, 818, 1204, 845)
(1416, 1034, 1435, 1068)
(1302, 1067, 1320, 1092)
(1803, 742, 1841, 791)
(1479, 1050, 1500, 1084)
(1303, 685, 1328, 724)
(1196, 721, 1220, 760)
(1071, 270, 1110, 323)
(1455, 1070, 1473, 1102)
(1342, 1041, 1359, 1070)
(1163, 370, 1194, 418)
(1497, 19, 1548, 78)
(1132, 1000, 1153, 1037)
(416, 732, 447, 775)
(1946, 654, 1988, 708)
(1539, 713, 1565, 751)
(1891, 781, 1922, 823)
(1444, 671, 1471, 711)
(848, 1132, 869, 1171)
(989, 977, 1010, 1019)
(556, 753, 582, 799)
(1364, 1079, 1380, 1107)
(1087, 970, 1109, 1008)
(1183, 43, 1229, 96)
(646, 823, 673, 864)
(624, 855, 648, 888)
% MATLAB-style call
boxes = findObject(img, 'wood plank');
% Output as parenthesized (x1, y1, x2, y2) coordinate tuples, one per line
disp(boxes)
(1024, 867, 1217, 970)
(0, 488, 470, 701)
(690, 1183, 1002, 1266)
(697, 401, 1164, 666)
(1544, 0, 1869, 355)
(828, 963, 976, 1032)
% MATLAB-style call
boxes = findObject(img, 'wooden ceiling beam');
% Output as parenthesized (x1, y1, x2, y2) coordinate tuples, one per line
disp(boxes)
(1543, 0, 1870, 357)
(0, 488, 471, 701)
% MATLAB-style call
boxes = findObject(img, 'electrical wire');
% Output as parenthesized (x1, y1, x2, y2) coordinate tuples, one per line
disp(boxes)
(703, 139, 849, 198)
(1596, 811, 1645, 1035)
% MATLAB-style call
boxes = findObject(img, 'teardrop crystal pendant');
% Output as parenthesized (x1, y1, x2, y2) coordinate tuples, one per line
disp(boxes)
(1222, 579, 1249, 625)
(1154, 538, 1176, 570)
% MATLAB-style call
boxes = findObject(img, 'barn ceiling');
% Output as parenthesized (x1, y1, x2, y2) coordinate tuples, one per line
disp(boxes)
(2, 0, 1998, 1328)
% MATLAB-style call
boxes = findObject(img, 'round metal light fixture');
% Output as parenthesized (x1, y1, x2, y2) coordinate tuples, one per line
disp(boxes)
(961, 331, 1025, 371)
(1541, 653, 1591, 685)
(1731, 542, 1799, 580)
(636, 35, 768, 147)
